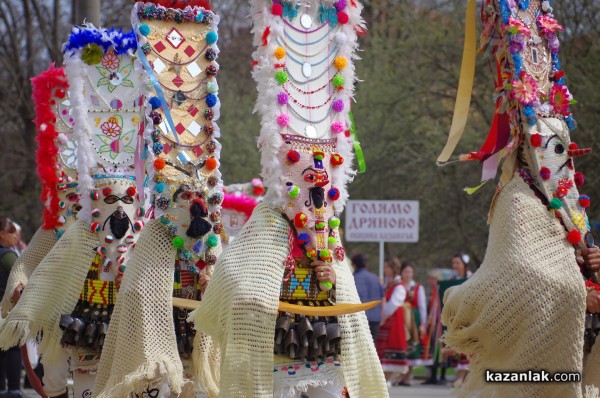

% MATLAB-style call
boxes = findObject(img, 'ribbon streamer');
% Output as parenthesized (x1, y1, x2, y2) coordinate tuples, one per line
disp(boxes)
(348, 111, 366, 173)
(136, 46, 180, 145)
(436, 0, 477, 165)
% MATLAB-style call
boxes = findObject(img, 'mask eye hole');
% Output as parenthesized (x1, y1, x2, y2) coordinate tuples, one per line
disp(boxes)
(180, 191, 193, 201)
(555, 143, 565, 154)
(103, 195, 119, 204)
(121, 196, 134, 204)
(67, 193, 79, 202)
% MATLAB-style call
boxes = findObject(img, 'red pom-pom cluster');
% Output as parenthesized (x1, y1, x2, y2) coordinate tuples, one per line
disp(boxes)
(539, 167, 551, 181)
(287, 150, 300, 164)
(328, 188, 340, 200)
(574, 172, 585, 187)
(337, 12, 349, 24)
(294, 212, 308, 228)
(272, 3, 283, 16)
(331, 154, 344, 166)
(102, 187, 112, 196)
(530, 134, 542, 147)
(569, 143, 579, 150)
(126, 187, 136, 196)
(579, 195, 591, 208)
(252, 186, 265, 196)
(567, 229, 581, 245)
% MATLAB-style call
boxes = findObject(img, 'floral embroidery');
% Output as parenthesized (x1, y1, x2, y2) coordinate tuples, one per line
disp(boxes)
(101, 50, 120, 71)
(95, 115, 135, 159)
(511, 73, 538, 105)
(96, 57, 134, 93)
(101, 117, 122, 138)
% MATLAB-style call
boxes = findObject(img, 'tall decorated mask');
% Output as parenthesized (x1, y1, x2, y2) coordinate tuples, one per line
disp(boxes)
(32, 65, 80, 238)
(63, 25, 151, 276)
(133, 1, 224, 266)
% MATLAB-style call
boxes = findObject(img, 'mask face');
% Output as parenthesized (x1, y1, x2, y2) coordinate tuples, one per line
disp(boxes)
(278, 134, 343, 262)
(522, 117, 590, 236)
(91, 177, 143, 279)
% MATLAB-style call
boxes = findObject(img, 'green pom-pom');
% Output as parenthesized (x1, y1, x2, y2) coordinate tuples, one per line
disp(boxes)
(549, 197, 563, 210)
(319, 249, 330, 260)
(328, 236, 337, 245)
(332, 75, 345, 88)
(328, 218, 341, 229)
(172, 236, 185, 249)
(275, 71, 288, 85)
(288, 186, 300, 198)
(139, 23, 151, 37)
(206, 234, 219, 248)
(315, 221, 326, 230)
(82, 44, 104, 65)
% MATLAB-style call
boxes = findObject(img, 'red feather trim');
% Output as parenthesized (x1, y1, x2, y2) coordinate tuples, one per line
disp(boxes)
(221, 192, 258, 218)
(262, 26, 271, 46)
(32, 64, 69, 230)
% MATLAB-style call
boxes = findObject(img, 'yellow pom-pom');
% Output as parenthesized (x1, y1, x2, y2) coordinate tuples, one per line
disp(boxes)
(333, 56, 347, 70)
(274, 46, 286, 60)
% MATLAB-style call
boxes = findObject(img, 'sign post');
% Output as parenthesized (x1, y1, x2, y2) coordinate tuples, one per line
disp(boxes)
(346, 200, 420, 280)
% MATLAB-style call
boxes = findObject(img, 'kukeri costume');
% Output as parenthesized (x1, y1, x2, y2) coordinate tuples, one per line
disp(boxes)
(438, 1, 595, 397)
(94, 2, 223, 397)
(189, 1, 388, 397)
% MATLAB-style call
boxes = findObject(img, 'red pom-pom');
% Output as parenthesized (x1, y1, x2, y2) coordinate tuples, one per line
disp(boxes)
(154, 158, 166, 170)
(579, 195, 591, 208)
(539, 167, 551, 181)
(328, 188, 340, 201)
(126, 187, 136, 196)
(272, 4, 283, 15)
(91, 222, 102, 233)
(102, 187, 112, 196)
(574, 172, 584, 187)
(337, 11, 349, 24)
(54, 88, 66, 99)
(569, 143, 579, 150)
(287, 150, 300, 164)
(530, 134, 542, 147)
(331, 154, 344, 166)
(294, 212, 308, 228)
(567, 229, 581, 244)
(205, 157, 218, 170)
(252, 186, 265, 196)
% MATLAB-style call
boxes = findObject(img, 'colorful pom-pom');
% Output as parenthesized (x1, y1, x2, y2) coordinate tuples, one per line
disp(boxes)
(288, 185, 300, 198)
(335, 32, 348, 45)
(127, 187, 136, 196)
(277, 113, 290, 127)
(275, 71, 288, 85)
(155, 182, 166, 193)
(329, 218, 341, 229)
(287, 150, 300, 164)
(206, 94, 218, 107)
(579, 195, 591, 208)
(59, 201, 66, 209)
(134, 220, 144, 231)
(92, 208, 101, 218)
(307, 248, 317, 259)
(277, 92, 289, 105)
(575, 172, 585, 187)
(136, 207, 145, 217)
(313, 150, 325, 161)
(332, 74, 345, 88)
(294, 213, 308, 228)
(154, 158, 166, 170)
(298, 233, 310, 246)
(319, 249, 330, 261)
(549, 197, 563, 210)
(96, 246, 107, 256)
(149, 97, 161, 110)
(530, 134, 542, 147)
(328, 188, 340, 200)
(195, 12, 204, 22)
(567, 229, 581, 244)
(334, 0, 347, 12)
(172, 236, 185, 249)
(539, 167, 551, 181)
(104, 235, 114, 243)
(91, 222, 102, 233)
(55, 88, 66, 99)
(205, 157, 218, 170)
(139, 24, 151, 37)
(328, 236, 338, 246)
(331, 121, 345, 133)
(315, 221, 326, 230)
(205, 31, 218, 44)
(207, 81, 219, 93)
(82, 44, 103, 65)
(320, 281, 333, 291)
(206, 234, 219, 248)
(274, 46, 286, 60)
(337, 12, 349, 24)
(272, 3, 284, 15)
(332, 99, 344, 113)
(90, 190, 99, 200)
(56, 230, 64, 239)
(331, 154, 344, 166)
(569, 142, 579, 150)
(102, 187, 112, 196)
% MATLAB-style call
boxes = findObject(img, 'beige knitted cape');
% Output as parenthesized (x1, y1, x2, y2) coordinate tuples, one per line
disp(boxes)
(190, 204, 388, 398)
(0, 220, 97, 362)
(94, 219, 193, 398)
(442, 176, 586, 398)
(0, 227, 57, 317)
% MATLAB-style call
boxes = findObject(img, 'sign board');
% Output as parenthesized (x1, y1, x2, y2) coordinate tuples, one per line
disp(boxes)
(345, 200, 419, 243)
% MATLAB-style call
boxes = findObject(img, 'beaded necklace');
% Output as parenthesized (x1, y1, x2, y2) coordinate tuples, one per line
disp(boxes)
(283, 85, 333, 110)
(288, 104, 332, 124)
(284, 25, 338, 46)
(284, 59, 336, 84)
(285, 45, 338, 67)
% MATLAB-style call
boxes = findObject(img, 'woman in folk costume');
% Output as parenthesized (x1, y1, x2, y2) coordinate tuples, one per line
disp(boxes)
(0, 65, 78, 398)
(437, 1, 598, 397)
(94, 2, 223, 397)
(0, 26, 151, 398)
(189, 1, 388, 397)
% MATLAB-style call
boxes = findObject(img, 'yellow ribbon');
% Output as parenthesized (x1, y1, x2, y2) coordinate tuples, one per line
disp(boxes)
(436, 0, 477, 165)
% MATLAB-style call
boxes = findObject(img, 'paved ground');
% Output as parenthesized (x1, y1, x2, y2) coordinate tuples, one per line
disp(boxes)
(22, 385, 455, 397)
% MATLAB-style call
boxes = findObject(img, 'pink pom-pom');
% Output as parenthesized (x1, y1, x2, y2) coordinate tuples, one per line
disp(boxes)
(331, 121, 345, 133)
(277, 113, 290, 127)
(277, 92, 289, 105)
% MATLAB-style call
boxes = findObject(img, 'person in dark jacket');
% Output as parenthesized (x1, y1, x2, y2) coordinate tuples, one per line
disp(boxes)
(352, 253, 384, 340)
(0, 217, 22, 398)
